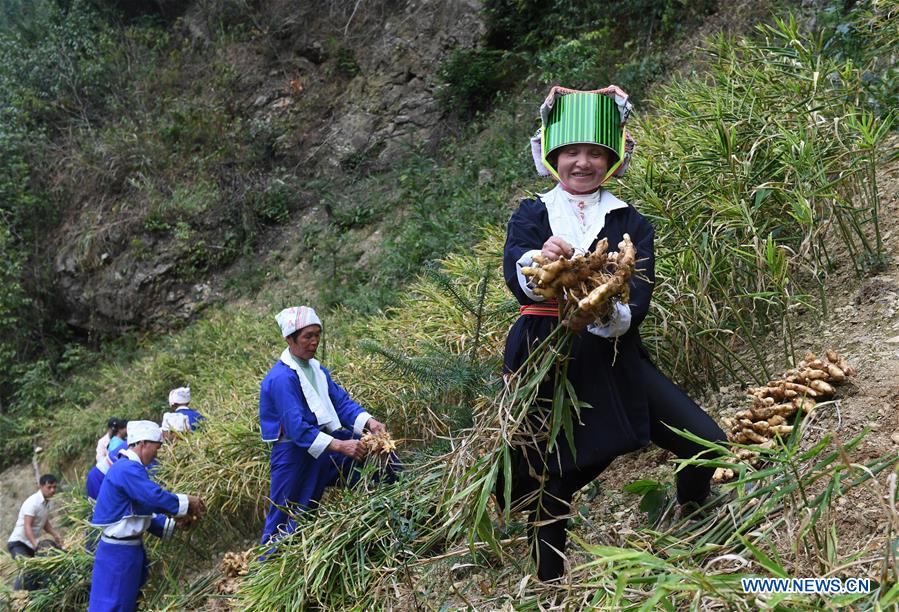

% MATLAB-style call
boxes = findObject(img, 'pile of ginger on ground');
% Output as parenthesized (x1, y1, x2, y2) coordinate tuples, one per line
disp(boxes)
(213, 549, 253, 602)
(714, 349, 856, 482)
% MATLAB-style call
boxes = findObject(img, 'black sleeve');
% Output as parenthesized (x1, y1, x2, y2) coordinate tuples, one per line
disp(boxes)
(627, 212, 655, 329)
(503, 199, 549, 305)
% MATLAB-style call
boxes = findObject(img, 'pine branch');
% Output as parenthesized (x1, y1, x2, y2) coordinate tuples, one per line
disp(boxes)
(357, 339, 493, 398)
(422, 264, 479, 317)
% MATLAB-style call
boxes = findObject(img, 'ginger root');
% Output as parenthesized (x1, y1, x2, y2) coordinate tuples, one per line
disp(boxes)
(216, 550, 253, 595)
(521, 234, 638, 321)
(715, 349, 856, 483)
(361, 430, 398, 455)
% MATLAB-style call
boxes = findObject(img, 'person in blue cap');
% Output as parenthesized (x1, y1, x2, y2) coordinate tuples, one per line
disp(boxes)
(500, 85, 726, 581)
(258, 305, 397, 547)
(88, 420, 204, 611)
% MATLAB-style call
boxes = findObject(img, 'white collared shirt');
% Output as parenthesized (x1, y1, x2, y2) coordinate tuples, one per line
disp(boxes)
(7, 491, 52, 550)
(538, 183, 628, 252)
(514, 184, 628, 302)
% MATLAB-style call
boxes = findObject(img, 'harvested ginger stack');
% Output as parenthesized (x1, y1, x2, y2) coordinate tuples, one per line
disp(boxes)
(713, 349, 855, 483)
(521, 234, 637, 320)
(216, 550, 252, 595)
(361, 430, 398, 455)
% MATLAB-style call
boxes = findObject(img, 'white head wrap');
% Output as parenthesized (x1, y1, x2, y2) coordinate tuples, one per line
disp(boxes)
(127, 420, 163, 445)
(275, 306, 322, 338)
(168, 386, 190, 406)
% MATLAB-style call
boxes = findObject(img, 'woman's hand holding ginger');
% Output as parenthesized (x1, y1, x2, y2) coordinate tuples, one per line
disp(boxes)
(541, 236, 573, 262)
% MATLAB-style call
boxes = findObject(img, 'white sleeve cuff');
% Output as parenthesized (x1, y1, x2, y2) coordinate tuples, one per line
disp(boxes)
(586, 302, 632, 338)
(308, 432, 335, 459)
(162, 517, 175, 539)
(175, 494, 189, 517)
(516, 249, 546, 301)
(353, 412, 372, 436)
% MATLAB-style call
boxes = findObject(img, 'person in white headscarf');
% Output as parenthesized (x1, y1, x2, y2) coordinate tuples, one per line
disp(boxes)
(88, 421, 205, 611)
(258, 305, 396, 546)
(160, 386, 205, 437)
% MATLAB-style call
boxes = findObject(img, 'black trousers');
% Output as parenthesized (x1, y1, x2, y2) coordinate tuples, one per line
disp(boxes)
(526, 357, 727, 581)
(7, 540, 36, 590)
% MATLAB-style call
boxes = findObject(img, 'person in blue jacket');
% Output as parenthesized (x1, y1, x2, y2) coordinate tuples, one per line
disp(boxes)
(88, 420, 205, 611)
(258, 305, 395, 546)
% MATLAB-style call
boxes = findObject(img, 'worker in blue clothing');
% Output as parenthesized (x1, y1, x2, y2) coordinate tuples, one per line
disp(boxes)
(88, 420, 205, 611)
(86, 418, 127, 500)
(258, 305, 396, 546)
(161, 386, 206, 434)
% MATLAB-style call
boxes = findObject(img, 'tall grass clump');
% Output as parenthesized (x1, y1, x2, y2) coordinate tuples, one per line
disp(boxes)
(523, 426, 898, 609)
(621, 14, 894, 388)
(238, 235, 898, 608)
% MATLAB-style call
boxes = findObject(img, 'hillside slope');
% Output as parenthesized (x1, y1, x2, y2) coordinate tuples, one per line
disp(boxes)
(1, 0, 896, 609)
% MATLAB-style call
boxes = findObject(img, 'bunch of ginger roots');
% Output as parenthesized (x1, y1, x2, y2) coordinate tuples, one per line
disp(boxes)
(361, 430, 398, 455)
(713, 349, 856, 483)
(216, 550, 253, 596)
(521, 234, 637, 321)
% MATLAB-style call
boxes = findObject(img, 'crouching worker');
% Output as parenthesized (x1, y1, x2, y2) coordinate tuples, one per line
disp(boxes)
(161, 386, 206, 438)
(6, 474, 62, 590)
(88, 420, 205, 612)
(259, 306, 398, 547)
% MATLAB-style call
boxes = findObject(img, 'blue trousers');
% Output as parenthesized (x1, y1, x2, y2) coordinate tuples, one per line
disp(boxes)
(261, 430, 361, 545)
(86, 466, 105, 500)
(88, 540, 147, 612)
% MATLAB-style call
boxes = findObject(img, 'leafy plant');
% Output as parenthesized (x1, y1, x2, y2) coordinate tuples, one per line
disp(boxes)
(436, 47, 524, 117)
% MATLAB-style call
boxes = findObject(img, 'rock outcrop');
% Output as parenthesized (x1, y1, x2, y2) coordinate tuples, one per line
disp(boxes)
(48, 0, 484, 333)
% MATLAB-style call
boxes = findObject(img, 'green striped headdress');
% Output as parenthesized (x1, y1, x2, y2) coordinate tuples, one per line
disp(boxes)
(535, 86, 634, 184)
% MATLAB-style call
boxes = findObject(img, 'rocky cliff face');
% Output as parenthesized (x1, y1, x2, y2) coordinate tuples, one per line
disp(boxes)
(48, 0, 484, 334)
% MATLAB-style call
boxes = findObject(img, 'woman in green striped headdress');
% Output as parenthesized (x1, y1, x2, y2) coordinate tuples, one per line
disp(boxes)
(500, 85, 726, 581)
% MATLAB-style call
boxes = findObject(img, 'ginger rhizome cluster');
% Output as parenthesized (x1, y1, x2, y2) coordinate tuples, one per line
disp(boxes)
(361, 430, 398, 455)
(714, 349, 856, 483)
(216, 550, 252, 595)
(520, 234, 637, 320)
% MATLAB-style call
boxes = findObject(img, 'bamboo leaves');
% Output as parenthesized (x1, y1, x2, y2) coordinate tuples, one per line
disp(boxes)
(626, 11, 892, 386)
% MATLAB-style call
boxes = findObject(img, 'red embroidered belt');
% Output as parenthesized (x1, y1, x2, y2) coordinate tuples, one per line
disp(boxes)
(519, 301, 559, 317)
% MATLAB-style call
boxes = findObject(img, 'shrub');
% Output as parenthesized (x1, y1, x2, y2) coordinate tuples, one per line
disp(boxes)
(436, 47, 525, 118)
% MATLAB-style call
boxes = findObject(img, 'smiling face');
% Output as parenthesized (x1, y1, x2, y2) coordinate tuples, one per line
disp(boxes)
(286, 324, 322, 361)
(553, 143, 612, 194)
